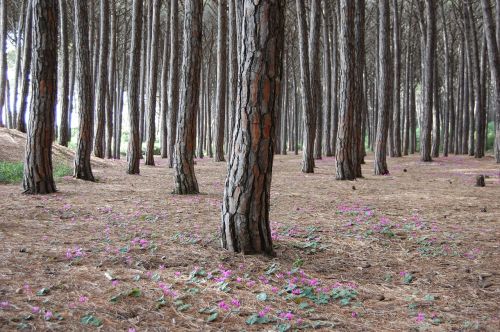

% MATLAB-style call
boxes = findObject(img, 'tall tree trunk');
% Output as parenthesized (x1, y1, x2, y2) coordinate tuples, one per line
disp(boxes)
(114, 48, 126, 159)
(145, 0, 161, 166)
(167, 0, 180, 168)
(420, 0, 436, 162)
(57, 0, 69, 146)
(330, 2, 339, 155)
(392, 0, 402, 157)
(353, 0, 365, 176)
(214, 0, 227, 162)
(335, 0, 356, 180)
(0, 0, 7, 127)
(94, 0, 109, 158)
(221, 0, 284, 255)
(73, 0, 94, 181)
(322, 2, 332, 157)
(17, 1, 33, 133)
(310, 0, 321, 160)
(173, 0, 203, 195)
(160, 1, 171, 159)
(227, 0, 238, 155)
(105, 0, 116, 159)
(296, 0, 315, 173)
(441, 0, 452, 156)
(138, 7, 147, 145)
(23, 0, 58, 194)
(11, 0, 27, 129)
(481, 0, 500, 162)
(281, 60, 288, 155)
(431, 62, 440, 157)
(374, 0, 392, 175)
(126, 0, 143, 174)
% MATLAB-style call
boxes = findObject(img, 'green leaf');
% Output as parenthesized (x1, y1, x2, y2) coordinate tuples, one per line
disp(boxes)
(277, 323, 291, 332)
(265, 263, 279, 275)
(246, 314, 259, 325)
(207, 312, 218, 322)
(256, 292, 268, 301)
(151, 273, 161, 282)
(80, 314, 103, 327)
(177, 304, 191, 312)
(127, 288, 142, 297)
(298, 302, 310, 310)
(403, 274, 414, 284)
(36, 288, 50, 296)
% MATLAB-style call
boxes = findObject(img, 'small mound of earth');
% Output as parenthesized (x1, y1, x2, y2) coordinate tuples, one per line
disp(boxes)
(0, 127, 108, 167)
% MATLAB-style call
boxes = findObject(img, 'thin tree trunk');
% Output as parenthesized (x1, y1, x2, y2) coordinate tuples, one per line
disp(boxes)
(167, 0, 180, 168)
(145, 0, 161, 166)
(310, 0, 321, 160)
(105, 0, 116, 159)
(160, 1, 171, 159)
(11, 0, 27, 128)
(214, 0, 227, 162)
(375, 0, 392, 175)
(322, 2, 332, 157)
(17, 1, 33, 133)
(431, 62, 440, 157)
(392, 0, 402, 157)
(74, 0, 95, 181)
(126, 0, 143, 174)
(0, 0, 7, 127)
(57, 0, 69, 146)
(296, 0, 315, 173)
(173, 0, 203, 195)
(420, 0, 436, 162)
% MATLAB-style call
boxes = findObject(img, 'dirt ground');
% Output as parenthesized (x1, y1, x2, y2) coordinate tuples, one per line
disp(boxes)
(0, 149, 499, 331)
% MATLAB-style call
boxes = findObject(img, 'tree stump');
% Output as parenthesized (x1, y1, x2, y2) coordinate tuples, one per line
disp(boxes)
(475, 175, 486, 187)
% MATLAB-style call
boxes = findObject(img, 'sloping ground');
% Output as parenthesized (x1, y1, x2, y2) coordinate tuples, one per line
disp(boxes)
(0, 153, 499, 331)
(0, 127, 108, 168)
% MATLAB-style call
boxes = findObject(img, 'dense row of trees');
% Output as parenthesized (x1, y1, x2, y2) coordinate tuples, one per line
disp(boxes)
(0, 0, 499, 253)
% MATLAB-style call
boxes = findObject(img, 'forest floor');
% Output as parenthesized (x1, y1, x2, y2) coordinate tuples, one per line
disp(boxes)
(0, 148, 499, 331)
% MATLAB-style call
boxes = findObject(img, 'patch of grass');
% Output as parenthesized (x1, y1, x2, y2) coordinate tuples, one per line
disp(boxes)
(0, 161, 73, 184)
(0, 161, 24, 183)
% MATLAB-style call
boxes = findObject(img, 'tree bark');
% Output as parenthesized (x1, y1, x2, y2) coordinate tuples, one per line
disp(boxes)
(420, 0, 436, 162)
(335, 0, 356, 180)
(173, 0, 203, 195)
(295, 0, 315, 173)
(17, 1, 33, 133)
(23, 0, 58, 194)
(73, 0, 95, 181)
(481, 0, 500, 162)
(392, 0, 402, 157)
(57, 0, 69, 146)
(105, 0, 117, 159)
(126, 0, 143, 174)
(227, 0, 238, 156)
(374, 0, 392, 175)
(167, 0, 180, 168)
(93, 0, 109, 158)
(221, 0, 284, 255)
(160, 0, 171, 159)
(310, 0, 322, 160)
(214, 0, 227, 162)
(11, 0, 27, 129)
(145, 0, 161, 166)
(0, 0, 6, 127)
(322, 1, 332, 157)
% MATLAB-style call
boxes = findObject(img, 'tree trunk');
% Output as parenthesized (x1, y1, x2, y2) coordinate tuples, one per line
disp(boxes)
(227, 0, 238, 155)
(392, 0, 402, 157)
(0, 0, 6, 127)
(335, 0, 356, 180)
(214, 0, 227, 162)
(167, 0, 180, 168)
(11, 0, 27, 129)
(431, 62, 440, 157)
(160, 1, 171, 159)
(420, 0, 436, 162)
(67, 42, 76, 142)
(374, 0, 392, 175)
(93, 0, 109, 158)
(73, 0, 95, 181)
(57, 0, 69, 146)
(330, 2, 339, 155)
(310, 0, 322, 160)
(481, 0, 500, 162)
(173, 0, 203, 195)
(126, 0, 143, 174)
(353, 0, 365, 176)
(17, 1, 33, 133)
(322, 1, 332, 157)
(221, 0, 284, 255)
(23, 0, 58, 194)
(105, 0, 116, 159)
(145, 0, 161, 166)
(295, 0, 315, 173)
